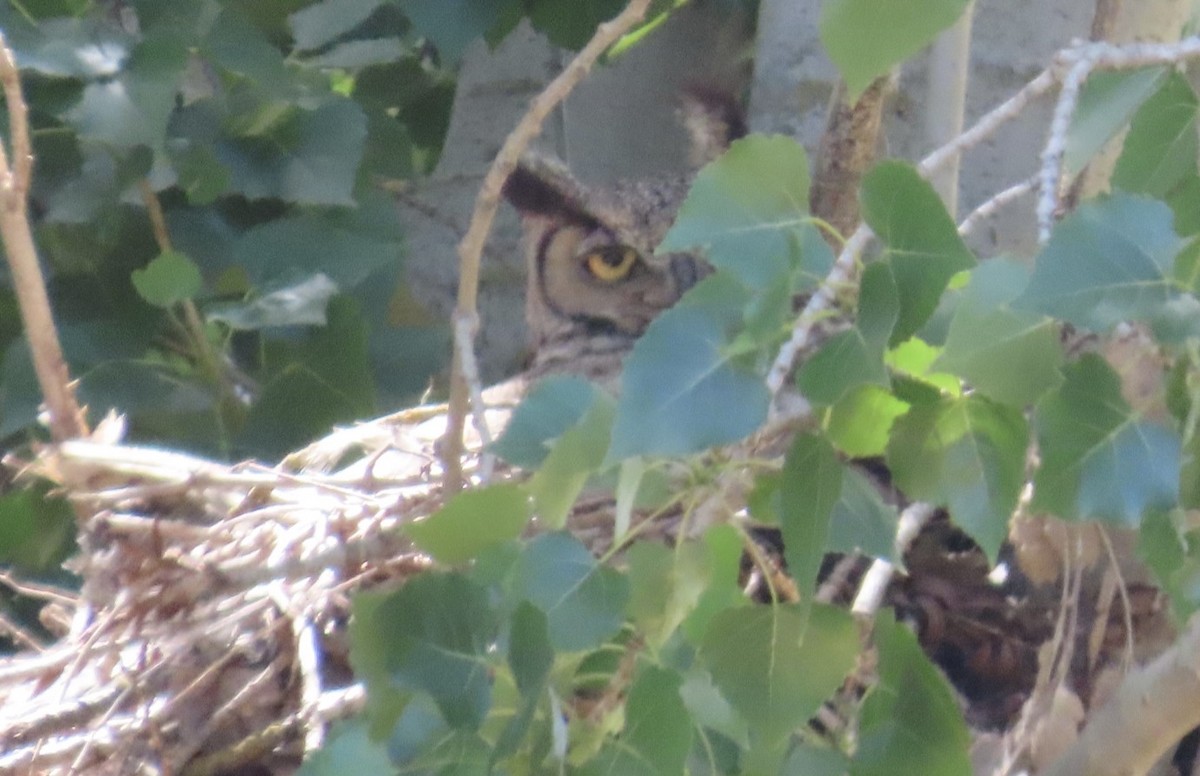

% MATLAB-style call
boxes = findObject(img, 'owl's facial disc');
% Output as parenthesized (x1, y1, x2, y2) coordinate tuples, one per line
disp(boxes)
(535, 225, 694, 337)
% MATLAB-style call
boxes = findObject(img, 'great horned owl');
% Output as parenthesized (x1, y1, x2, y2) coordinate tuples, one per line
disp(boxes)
(502, 89, 746, 384)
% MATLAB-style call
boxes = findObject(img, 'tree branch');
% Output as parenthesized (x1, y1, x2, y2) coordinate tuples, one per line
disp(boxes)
(0, 34, 87, 443)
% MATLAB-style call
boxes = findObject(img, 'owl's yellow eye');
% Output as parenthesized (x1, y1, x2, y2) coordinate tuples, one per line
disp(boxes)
(584, 247, 638, 282)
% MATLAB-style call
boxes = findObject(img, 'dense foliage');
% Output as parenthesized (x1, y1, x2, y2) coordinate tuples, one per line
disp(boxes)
(2, 0, 1199, 774)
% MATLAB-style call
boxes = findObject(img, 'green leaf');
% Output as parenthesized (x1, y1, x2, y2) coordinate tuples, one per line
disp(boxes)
(820, 0, 970, 99)
(233, 212, 400, 290)
(1066, 67, 1168, 174)
(0, 487, 75, 572)
(1013, 194, 1186, 334)
(528, 0, 626, 50)
(620, 666, 692, 775)
(290, 0, 385, 51)
(826, 384, 910, 457)
(682, 525, 745, 644)
(66, 35, 189, 149)
(627, 541, 710, 650)
(1034, 355, 1181, 525)
(131, 250, 203, 308)
(514, 533, 629, 652)
(1114, 70, 1199, 199)
(1139, 509, 1200, 620)
(779, 433, 843, 596)
(493, 603, 553, 764)
(659, 135, 809, 289)
(609, 274, 768, 460)
(937, 259, 1063, 407)
(297, 718, 394, 776)
(887, 395, 1027, 562)
(527, 398, 614, 528)
(222, 99, 368, 206)
(829, 467, 900, 562)
(783, 745, 851, 776)
(798, 261, 898, 405)
(491, 376, 600, 468)
(699, 604, 857, 745)
(350, 572, 498, 729)
(861, 162, 976, 345)
(407, 484, 530, 565)
(404, 0, 512, 64)
(853, 610, 971, 776)
(206, 272, 338, 330)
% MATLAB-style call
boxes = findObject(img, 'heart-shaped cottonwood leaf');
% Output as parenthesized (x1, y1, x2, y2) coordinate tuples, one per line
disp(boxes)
(527, 398, 614, 528)
(820, 0, 970, 99)
(609, 275, 768, 460)
(627, 541, 710, 650)
(66, 36, 188, 149)
(407, 484, 530, 565)
(350, 572, 498, 730)
(404, 0, 513, 64)
(233, 212, 399, 290)
(658, 135, 809, 290)
(1034, 354, 1181, 525)
(289, 0, 385, 52)
(1013, 194, 1186, 334)
(861, 162, 976, 345)
(854, 611, 971, 776)
(1114, 70, 1199, 199)
(1066, 67, 1168, 174)
(491, 376, 600, 468)
(887, 395, 1028, 562)
(131, 251, 203, 308)
(609, 666, 692, 776)
(699, 604, 857, 745)
(937, 259, 1063, 407)
(779, 433, 843, 596)
(513, 533, 629, 652)
(829, 467, 899, 562)
(221, 99, 367, 206)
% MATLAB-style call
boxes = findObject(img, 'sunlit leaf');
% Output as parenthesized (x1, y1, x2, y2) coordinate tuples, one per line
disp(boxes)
(699, 604, 857, 744)
(408, 484, 529, 565)
(206, 272, 338, 330)
(627, 541, 710, 650)
(527, 398, 614, 528)
(131, 250, 203, 308)
(820, 0, 970, 99)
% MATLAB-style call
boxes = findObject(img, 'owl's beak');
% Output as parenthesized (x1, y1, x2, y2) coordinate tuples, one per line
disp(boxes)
(666, 253, 711, 296)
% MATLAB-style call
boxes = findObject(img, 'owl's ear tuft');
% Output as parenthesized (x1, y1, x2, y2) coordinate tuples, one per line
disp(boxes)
(503, 157, 600, 228)
(679, 85, 748, 167)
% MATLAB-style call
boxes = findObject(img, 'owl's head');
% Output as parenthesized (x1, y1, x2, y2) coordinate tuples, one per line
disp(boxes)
(502, 89, 744, 380)
(503, 157, 705, 379)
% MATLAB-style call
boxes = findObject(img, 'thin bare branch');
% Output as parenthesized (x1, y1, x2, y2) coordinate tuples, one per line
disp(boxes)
(0, 34, 87, 443)
(440, 0, 654, 492)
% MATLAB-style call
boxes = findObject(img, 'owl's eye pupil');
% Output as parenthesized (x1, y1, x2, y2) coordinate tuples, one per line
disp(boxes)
(584, 246, 638, 282)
